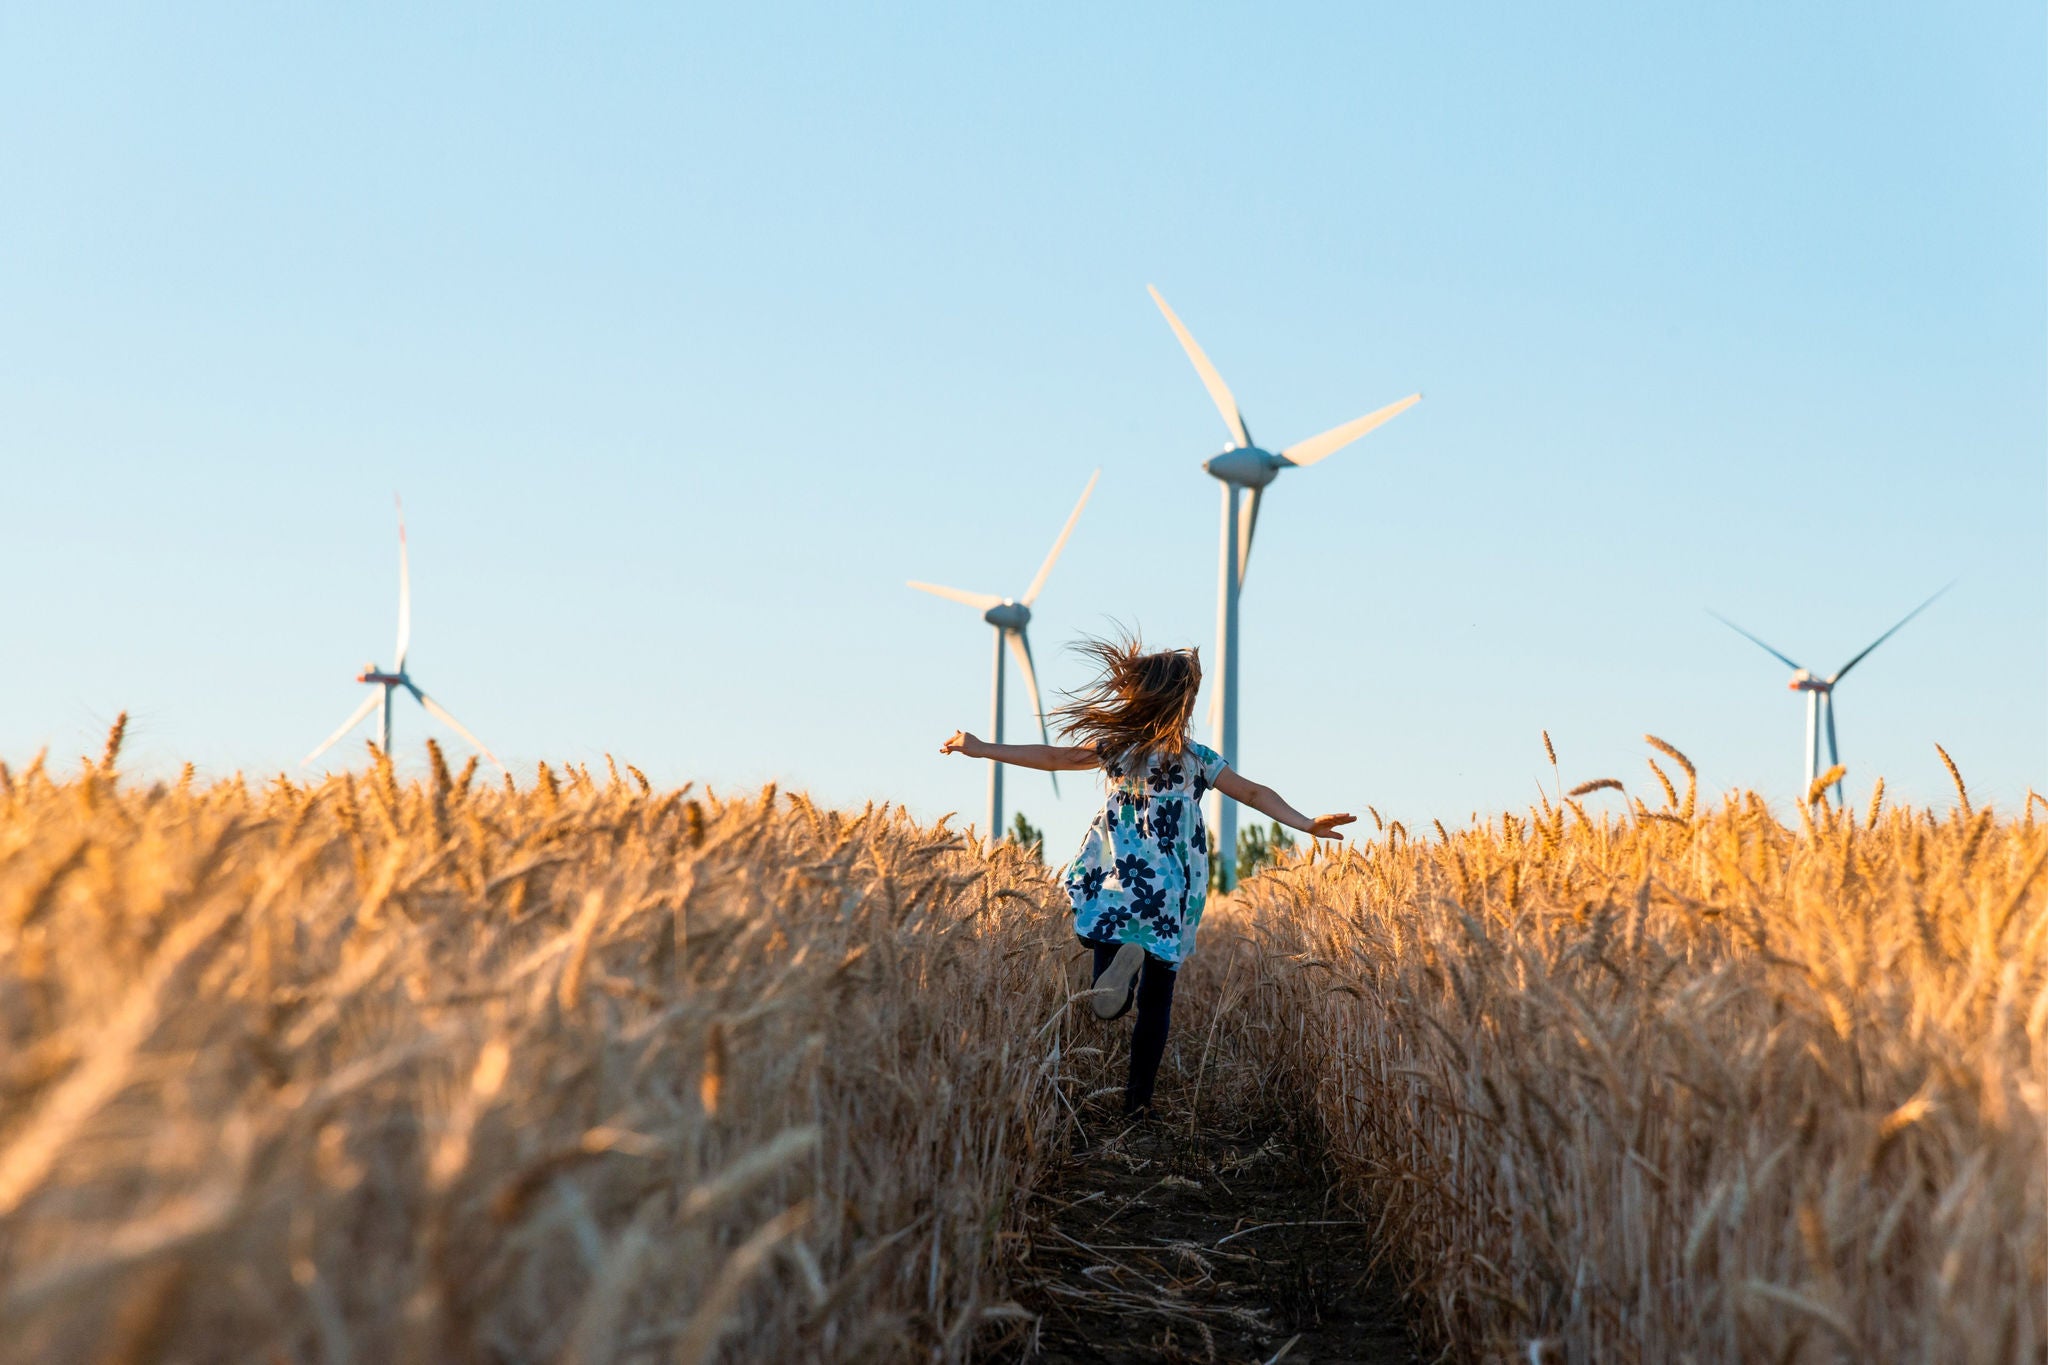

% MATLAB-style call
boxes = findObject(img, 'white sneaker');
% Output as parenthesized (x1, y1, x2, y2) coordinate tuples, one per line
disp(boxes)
(1089, 942, 1145, 1020)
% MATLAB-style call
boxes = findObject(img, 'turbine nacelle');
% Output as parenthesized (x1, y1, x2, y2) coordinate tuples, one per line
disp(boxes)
(357, 665, 407, 686)
(983, 601, 1031, 631)
(1788, 671, 1830, 693)
(1202, 448, 1287, 488)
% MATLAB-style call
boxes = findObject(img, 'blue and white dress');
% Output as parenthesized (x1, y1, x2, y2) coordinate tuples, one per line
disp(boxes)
(1062, 742, 1228, 966)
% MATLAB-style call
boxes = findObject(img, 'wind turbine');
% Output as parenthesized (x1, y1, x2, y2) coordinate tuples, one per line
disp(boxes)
(1148, 285, 1420, 887)
(910, 469, 1098, 840)
(1710, 583, 1951, 805)
(304, 498, 503, 772)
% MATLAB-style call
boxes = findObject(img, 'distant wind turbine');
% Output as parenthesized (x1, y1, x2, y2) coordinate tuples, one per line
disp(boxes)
(1709, 583, 1952, 805)
(1149, 285, 1420, 887)
(304, 498, 503, 771)
(911, 469, 1099, 839)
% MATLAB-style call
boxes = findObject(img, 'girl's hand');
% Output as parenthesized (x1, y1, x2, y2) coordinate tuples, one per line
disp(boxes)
(940, 731, 981, 757)
(1308, 813, 1355, 841)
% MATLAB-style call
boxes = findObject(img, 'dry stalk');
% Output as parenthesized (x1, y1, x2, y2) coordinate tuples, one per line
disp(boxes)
(1934, 744, 1970, 815)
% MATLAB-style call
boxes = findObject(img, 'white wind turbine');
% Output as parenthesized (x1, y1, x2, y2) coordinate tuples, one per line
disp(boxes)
(304, 498, 503, 772)
(1149, 286, 1420, 887)
(1710, 583, 1951, 806)
(910, 469, 1099, 840)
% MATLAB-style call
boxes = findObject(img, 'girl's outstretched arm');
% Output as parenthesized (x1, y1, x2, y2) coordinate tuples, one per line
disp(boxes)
(1214, 767, 1355, 840)
(940, 731, 1100, 772)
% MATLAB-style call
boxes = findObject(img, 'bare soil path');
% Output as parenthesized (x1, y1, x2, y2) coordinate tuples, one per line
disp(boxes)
(1015, 1101, 1421, 1365)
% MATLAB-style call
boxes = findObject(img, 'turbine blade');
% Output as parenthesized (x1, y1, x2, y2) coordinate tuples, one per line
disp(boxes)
(1278, 393, 1422, 467)
(394, 495, 412, 671)
(1021, 468, 1099, 606)
(907, 581, 1003, 612)
(303, 692, 381, 767)
(1147, 285, 1250, 449)
(1006, 628, 1058, 797)
(1237, 485, 1262, 582)
(407, 684, 504, 771)
(1830, 581, 1954, 684)
(1706, 610, 1807, 673)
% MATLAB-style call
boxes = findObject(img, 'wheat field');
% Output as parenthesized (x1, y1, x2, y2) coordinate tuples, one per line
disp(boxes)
(1206, 739, 2047, 1361)
(0, 724, 2041, 1362)
(0, 728, 1095, 1363)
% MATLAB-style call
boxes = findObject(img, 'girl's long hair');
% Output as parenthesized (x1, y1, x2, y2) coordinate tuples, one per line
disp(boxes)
(1052, 632, 1203, 770)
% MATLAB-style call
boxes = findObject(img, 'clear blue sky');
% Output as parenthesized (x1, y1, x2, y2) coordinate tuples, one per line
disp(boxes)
(3, 4, 2041, 857)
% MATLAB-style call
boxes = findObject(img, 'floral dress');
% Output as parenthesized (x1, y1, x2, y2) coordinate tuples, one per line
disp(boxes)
(1062, 742, 1229, 966)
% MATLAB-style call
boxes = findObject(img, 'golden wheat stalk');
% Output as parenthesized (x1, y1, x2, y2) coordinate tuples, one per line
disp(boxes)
(1934, 743, 1970, 815)
(426, 737, 453, 794)
(1646, 757, 1680, 812)
(1807, 764, 1847, 807)
(1644, 735, 1696, 820)
(98, 711, 129, 777)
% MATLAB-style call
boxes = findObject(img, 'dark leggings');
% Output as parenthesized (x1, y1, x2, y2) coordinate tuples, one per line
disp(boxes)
(1083, 938, 1179, 1115)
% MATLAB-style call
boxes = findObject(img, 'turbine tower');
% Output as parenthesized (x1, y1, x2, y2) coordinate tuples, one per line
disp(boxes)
(1710, 583, 1951, 805)
(305, 498, 503, 772)
(1149, 285, 1420, 887)
(910, 469, 1098, 840)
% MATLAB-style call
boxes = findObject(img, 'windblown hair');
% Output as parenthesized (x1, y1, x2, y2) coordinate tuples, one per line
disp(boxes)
(1053, 633, 1203, 770)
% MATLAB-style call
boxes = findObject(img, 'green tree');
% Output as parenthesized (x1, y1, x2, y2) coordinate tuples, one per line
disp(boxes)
(1235, 821, 1296, 883)
(1008, 811, 1043, 862)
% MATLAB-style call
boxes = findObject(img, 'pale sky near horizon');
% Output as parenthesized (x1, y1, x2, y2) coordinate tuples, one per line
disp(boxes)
(3, 4, 2042, 861)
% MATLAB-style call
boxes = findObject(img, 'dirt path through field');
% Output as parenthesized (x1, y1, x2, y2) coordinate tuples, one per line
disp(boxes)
(1015, 1099, 1421, 1364)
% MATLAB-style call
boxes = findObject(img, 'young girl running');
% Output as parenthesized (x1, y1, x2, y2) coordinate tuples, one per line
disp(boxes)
(941, 636, 1353, 1117)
